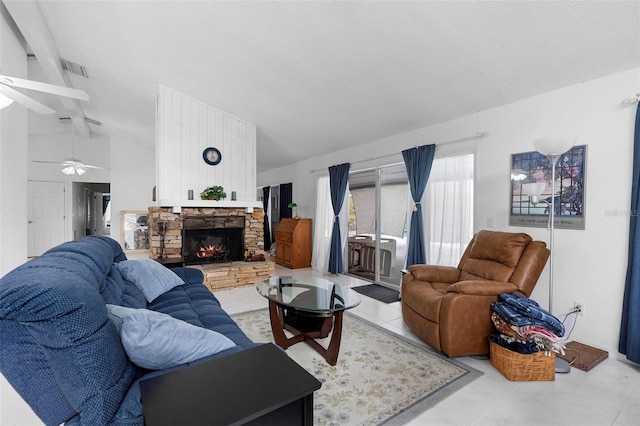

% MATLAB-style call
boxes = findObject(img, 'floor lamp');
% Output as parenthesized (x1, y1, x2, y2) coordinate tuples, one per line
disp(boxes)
(523, 136, 576, 374)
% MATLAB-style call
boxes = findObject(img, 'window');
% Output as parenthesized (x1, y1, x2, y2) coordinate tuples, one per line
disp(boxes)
(423, 153, 474, 266)
(313, 150, 474, 279)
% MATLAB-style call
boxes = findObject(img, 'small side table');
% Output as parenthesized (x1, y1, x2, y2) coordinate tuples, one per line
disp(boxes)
(140, 343, 321, 425)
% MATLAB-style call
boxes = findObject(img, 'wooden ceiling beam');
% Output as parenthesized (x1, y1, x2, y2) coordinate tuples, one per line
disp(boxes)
(3, 0, 91, 137)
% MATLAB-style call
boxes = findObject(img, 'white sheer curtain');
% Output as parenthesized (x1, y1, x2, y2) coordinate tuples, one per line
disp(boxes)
(312, 175, 349, 273)
(422, 152, 475, 266)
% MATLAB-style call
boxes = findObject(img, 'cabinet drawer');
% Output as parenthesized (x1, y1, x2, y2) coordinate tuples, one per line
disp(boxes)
(276, 232, 293, 242)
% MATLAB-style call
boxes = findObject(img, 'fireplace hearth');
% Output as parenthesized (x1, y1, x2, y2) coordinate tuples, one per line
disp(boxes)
(182, 215, 245, 265)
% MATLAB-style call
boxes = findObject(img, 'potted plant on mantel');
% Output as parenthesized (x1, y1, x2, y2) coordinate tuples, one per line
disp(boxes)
(200, 185, 226, 201)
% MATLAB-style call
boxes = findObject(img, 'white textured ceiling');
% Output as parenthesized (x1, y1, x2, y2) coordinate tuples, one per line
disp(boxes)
(8, 1, 640, 172)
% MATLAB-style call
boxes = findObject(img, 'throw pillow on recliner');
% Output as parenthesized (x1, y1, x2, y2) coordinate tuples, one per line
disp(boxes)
(106, 304, 236, 370)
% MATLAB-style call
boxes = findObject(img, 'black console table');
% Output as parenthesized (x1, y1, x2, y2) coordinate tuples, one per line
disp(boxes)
(153, 257, 184, 268)
(140, 343, 321, 426)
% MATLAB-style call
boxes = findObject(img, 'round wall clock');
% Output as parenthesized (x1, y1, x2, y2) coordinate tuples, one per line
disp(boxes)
(202, 147, 222, 165)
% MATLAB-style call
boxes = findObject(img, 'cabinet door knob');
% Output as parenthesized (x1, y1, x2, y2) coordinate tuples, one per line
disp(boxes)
(28, 220, 33, 224)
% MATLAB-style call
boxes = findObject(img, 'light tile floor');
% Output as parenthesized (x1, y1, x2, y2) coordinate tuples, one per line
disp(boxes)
(220, 266, 640, 426)
(2, 265, 639, 425)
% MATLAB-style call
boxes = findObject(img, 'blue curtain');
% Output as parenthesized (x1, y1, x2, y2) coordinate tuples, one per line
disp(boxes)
(328, 163, 350, 274)
(402, 144, 436, 267)
(279, 183, 293, 220)
(620, 103, 640, 364)
(262, 186, 271, 249)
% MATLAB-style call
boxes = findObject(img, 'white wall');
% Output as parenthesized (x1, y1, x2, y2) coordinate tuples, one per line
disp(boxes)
(110, 135, 155, 253)
(258, 67, 640, 356)
(0, 5, 28, 276)
(0, 6, 42, 425)
(156, 85, 257, 205)
(27, 131, 155, 252)
(475, 68, 638, 357)
(28, 131, 110, 241)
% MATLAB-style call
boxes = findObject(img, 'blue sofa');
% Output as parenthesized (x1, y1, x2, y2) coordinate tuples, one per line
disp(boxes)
(0, 236, 257, 425)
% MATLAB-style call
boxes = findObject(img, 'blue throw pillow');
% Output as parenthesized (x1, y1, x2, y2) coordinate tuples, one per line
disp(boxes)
(114, 260, 184, 302)
(106, 305, 236, 370)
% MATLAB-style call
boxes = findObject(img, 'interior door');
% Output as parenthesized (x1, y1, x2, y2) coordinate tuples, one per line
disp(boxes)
(28, 181, 65, 257)
(91, 192, 111, 236)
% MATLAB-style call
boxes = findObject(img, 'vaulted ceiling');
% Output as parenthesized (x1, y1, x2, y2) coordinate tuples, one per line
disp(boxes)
(4, 1, 639, 173)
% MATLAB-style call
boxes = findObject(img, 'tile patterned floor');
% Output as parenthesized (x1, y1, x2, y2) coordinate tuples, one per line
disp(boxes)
(2, 265, 639, 425)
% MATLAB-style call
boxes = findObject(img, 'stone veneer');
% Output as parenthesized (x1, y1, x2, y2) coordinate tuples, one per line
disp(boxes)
(148, 206, 274, 290)
(193, 261, 275, 292)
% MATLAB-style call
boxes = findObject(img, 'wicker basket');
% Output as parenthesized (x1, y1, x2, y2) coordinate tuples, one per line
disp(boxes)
(490, 341, 555, 381)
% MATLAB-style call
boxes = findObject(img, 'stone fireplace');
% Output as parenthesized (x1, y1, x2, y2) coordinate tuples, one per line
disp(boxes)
(148, 206, 274, 290)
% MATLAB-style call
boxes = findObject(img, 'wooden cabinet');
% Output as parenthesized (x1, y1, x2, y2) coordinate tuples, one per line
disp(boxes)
(275, 218, 312, 269)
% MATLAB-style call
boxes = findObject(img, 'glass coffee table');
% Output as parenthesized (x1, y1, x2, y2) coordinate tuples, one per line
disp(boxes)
(256, 276, 361, 366)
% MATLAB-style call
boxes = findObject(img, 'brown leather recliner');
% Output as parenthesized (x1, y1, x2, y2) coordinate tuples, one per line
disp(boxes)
(401, 230, 550, 358)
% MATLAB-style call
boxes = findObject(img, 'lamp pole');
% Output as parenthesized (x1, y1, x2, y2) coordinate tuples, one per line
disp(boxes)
(533, 137, 575, 374)
(546, 153, 561, 314)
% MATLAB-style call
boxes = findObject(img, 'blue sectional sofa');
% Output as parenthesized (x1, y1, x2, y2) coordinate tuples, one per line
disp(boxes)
(0, 236, 258, 425)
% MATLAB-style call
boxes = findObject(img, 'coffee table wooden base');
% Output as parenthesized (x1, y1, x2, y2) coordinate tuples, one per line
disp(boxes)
(268, 301, 344, 366)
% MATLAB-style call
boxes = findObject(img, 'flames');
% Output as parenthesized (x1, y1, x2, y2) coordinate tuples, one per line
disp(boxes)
(196, 244, 225, 259)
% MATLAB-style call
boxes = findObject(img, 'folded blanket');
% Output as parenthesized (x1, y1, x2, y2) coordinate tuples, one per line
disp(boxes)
(489, 333, 539, 354)
(491, 293, 565, 337)
(491, 313, 566, 355)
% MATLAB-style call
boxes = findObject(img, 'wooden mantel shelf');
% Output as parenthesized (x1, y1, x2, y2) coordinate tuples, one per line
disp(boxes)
(157, 199, 263, 209)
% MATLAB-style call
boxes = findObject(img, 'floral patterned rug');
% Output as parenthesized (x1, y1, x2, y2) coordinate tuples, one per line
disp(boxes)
(231, 309, 482, 425)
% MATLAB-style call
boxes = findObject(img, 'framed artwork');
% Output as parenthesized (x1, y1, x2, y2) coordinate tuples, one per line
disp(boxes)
(120, 210, 150, 253)
(510, 145, 587, 230)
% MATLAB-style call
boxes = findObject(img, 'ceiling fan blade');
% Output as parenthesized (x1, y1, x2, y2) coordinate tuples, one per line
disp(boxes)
(0, 74, 89, 101)
(0, 85, 56, 114)
(61, 159, 108, 170)
(32, 160, 109, 172)
(32, 160, 65, 165)
(81, 164, 108, 170)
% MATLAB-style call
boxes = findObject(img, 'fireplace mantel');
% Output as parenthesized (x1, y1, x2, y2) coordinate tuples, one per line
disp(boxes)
(157, 200, 263, 209)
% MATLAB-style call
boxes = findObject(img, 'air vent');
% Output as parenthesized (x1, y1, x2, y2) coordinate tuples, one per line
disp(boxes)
(27, 53, 38, 62)
(59, 116, 102, 126)
(60, 58, 88, 78)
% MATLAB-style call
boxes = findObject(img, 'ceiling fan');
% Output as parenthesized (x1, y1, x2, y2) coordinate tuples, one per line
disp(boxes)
(33, 158, 107, 176)
(31, 115, 107, 176)
(33, 151, 108, 176)
(0, 74, 89, 114)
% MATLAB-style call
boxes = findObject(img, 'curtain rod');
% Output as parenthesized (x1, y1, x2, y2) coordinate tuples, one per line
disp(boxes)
(309, 131, 488, 173)
(622, 93, 640, 107)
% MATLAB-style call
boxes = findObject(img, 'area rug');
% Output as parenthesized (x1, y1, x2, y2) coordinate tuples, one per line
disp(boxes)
(231, 309, 482, 425)
(352, 284, 401, 304)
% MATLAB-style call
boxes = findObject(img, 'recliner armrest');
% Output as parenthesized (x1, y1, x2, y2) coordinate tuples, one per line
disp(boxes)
(447, 280, 518, 296)
(407, 265, 461, 283)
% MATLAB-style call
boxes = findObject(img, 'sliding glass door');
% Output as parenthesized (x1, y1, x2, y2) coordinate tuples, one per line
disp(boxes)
(347, 164, 410, 288)
(345, 151, 474, 287)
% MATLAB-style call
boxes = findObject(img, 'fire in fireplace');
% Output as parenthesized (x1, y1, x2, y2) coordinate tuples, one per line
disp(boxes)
(182, 215, 245, 265)
(196, 244, 225, 259)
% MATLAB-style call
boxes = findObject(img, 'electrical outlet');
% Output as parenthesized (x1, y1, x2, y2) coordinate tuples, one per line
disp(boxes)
(574, 301, 584, 316)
